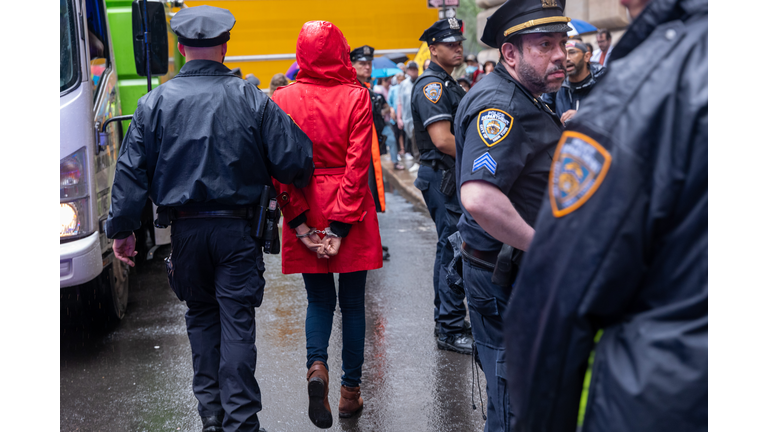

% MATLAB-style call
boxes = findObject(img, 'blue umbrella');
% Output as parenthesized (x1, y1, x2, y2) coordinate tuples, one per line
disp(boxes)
(372, 56, 398, 69)
(371, 67, 402, 79)
(567, 19, 597, 36)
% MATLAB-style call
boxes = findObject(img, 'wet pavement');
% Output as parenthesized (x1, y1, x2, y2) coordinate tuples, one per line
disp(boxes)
(60, 189, 487, 432)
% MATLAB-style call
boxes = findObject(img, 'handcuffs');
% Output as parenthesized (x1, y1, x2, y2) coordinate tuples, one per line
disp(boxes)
(295, 227, 340, 239)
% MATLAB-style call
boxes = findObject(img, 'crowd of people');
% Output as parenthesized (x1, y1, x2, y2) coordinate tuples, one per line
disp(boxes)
(105, 0, 708, 431)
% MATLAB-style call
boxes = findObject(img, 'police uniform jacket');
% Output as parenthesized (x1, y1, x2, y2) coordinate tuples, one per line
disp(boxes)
(272, 21, 383, 274)
(411, 62, 466, 164)
(105, 60, 314, 239)
(455, 63, 563, 252)
(504, 0, 708, 430)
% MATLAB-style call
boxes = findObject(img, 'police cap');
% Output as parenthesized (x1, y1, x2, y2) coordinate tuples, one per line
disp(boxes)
(350, 45, 375, 62)
(481, 0, 571, 49)
(170, 5, 236, 48)
(419, 18, 466, 46)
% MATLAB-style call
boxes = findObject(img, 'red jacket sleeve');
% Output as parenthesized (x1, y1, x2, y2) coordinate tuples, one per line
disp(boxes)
(329, 88, 373, 223)
(273, 178, 310, 224)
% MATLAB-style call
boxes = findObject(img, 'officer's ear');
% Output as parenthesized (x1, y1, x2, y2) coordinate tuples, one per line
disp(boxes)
(178, 42, 186, 58)
(500, 42, 520, 68)
(428, 44, 438, 59)
(221, 43, 228, 58)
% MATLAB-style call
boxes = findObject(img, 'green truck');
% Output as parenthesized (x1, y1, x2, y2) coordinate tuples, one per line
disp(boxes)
(106, 0, 185, 133)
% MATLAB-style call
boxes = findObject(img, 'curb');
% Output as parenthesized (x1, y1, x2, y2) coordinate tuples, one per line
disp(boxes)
(380, 159, 427, 213)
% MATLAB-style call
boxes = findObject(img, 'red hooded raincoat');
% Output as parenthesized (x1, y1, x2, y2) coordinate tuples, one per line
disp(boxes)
(272, 21, 383, 274)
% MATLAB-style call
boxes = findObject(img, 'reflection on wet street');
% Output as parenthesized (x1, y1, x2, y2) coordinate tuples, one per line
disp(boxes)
(61, 189, 487, 431)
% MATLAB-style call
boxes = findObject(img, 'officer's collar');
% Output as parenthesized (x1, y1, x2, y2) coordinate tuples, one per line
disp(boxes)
(427, 61, 456, 81)
(493, 63, 536, 100)
(357, 77, 371, 88)
(177, 60, 236, 77)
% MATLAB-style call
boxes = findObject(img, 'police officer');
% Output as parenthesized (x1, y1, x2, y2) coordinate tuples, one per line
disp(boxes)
(453, 1, 570, 430)
(351, 45, 390, 260)
(411, 18, 473, 354)
(504, 0, 708, 430)
(105, 6, 314, 432)
(351, 45, 387, 157)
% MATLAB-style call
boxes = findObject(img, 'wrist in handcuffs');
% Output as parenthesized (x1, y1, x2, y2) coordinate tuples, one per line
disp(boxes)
(296, 227, 340, 239)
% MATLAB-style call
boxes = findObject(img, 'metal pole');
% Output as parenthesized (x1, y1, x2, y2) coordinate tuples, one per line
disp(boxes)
(142, 0, 152, 92)
(442, 0, 446, 19)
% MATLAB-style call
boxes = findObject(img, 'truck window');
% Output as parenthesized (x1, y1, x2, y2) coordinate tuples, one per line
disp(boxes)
(85, 0, 111, 97)
(60, 0, 79, 93)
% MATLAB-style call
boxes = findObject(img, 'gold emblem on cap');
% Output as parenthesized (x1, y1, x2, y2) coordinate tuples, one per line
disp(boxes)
(448, 18, 460, 30)
(542, 0, 558, 7)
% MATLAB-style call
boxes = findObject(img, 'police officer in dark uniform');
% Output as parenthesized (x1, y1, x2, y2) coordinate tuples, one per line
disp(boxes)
(453, 1, 570, 430)
(504, 0, 708, 430)
(351, 45, 390, 260)
(411, 18, 472, 354)
(351, 45, 388, 162)
(105, 6, 314, 432)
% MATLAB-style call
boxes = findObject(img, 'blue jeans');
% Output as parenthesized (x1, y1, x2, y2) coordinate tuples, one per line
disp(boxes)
(303, 271, 367, 387)
(414, 164, 467, 334)
(463, 258, 516, 432)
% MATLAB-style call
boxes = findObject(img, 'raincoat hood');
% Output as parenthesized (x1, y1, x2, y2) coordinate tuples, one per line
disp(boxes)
(295, 21, 357, 85)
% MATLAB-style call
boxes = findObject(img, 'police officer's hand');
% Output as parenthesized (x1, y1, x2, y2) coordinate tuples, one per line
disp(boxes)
(296, 224, 328, 259)
(113, 234, 137, 268)
(322, 236, 342, 257)
(561, 109, 578, 123)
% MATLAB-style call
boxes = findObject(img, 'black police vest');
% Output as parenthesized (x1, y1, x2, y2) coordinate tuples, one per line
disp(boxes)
(412, 67, 465, 160)
(362, 81, 387, 148)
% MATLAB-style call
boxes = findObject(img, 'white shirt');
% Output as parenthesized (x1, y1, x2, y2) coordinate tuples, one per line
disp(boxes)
(591, 45, 614, 66)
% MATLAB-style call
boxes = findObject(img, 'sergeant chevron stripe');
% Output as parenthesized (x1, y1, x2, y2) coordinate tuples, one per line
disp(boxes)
(472, 152, 497, 175)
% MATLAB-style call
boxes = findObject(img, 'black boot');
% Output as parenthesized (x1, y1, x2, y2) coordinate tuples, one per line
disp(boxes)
(202, 414, 267, 432)
(437, 332, 474, 355)
(202, 414, 223, 432)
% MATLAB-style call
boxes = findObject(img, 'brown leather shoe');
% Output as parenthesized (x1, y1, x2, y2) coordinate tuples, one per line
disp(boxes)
(307, 361, 333, 428)
(338, 385, 364, 418)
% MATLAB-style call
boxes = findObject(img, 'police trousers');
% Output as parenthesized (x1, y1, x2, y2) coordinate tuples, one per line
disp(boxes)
(414, 164, 467, 334)
(168, 219, 266, 432)
(463, 257, 516, 432)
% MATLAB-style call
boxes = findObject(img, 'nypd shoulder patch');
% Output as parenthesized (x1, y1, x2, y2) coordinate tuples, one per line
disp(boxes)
(477, 109, 513, 147)
(472, 152, 497, 175)
(423, 82, 443, 103)
(549, 131, 612, 217)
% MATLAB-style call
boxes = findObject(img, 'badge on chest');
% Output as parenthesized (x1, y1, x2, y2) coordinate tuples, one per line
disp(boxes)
(477, 109, 513, 147)
(423, 82, 443, 103)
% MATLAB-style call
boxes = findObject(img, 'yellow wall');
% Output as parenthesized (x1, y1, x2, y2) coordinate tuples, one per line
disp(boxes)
(186, 0, 438, 88)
